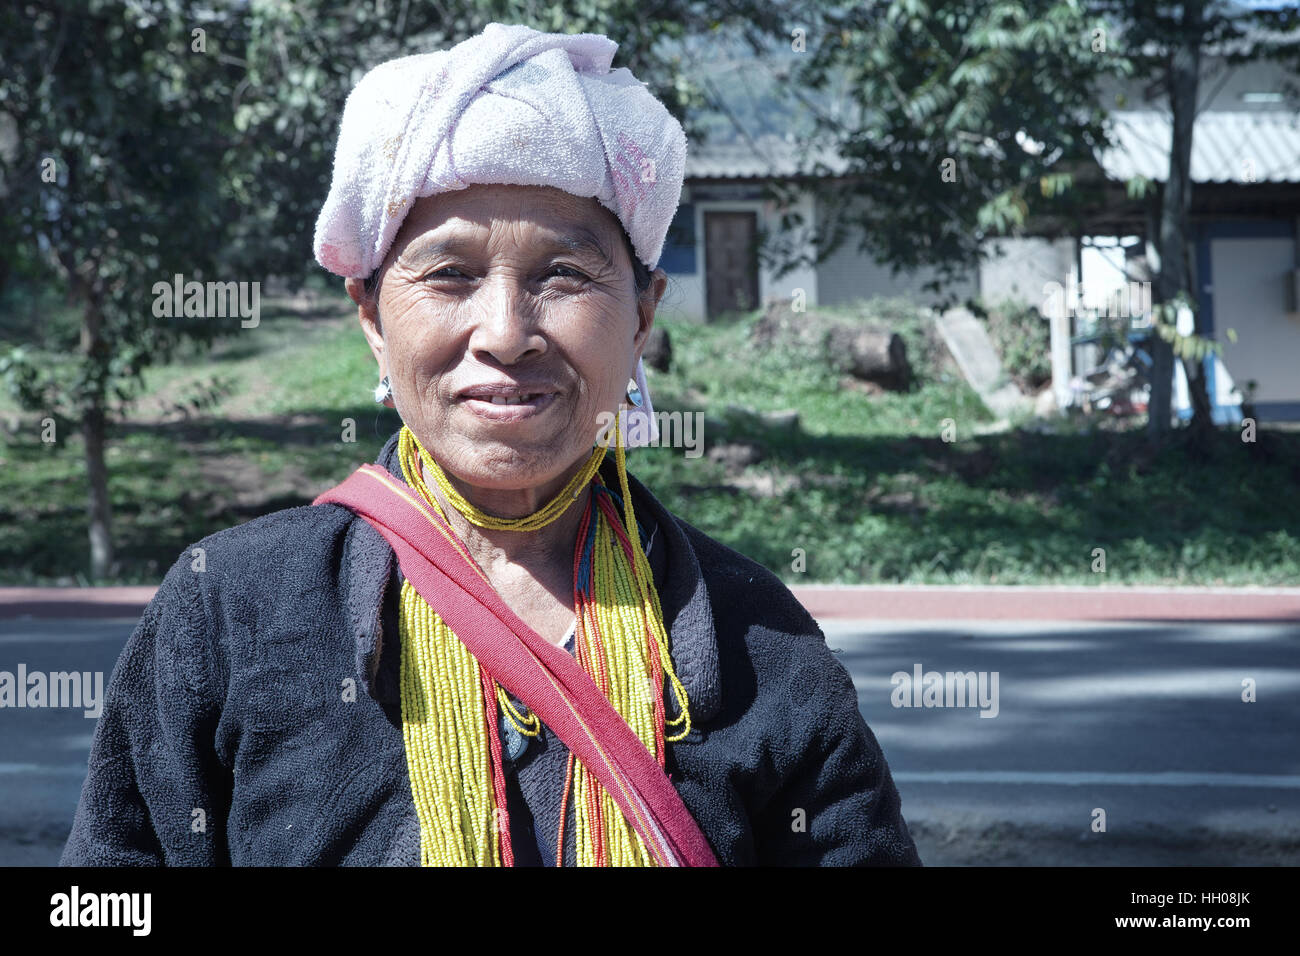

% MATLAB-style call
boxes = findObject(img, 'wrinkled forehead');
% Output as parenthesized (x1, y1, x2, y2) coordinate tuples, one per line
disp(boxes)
(387, 184, 627, 266)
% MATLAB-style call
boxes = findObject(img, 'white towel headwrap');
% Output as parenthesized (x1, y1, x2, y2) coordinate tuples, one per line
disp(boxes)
(315, 22, 687, 447)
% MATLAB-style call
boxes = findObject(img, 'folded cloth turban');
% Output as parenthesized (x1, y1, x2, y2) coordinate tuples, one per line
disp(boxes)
(314, 22, 689, 447)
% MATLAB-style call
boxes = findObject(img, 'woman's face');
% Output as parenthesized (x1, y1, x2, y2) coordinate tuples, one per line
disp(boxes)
(350, 183, 663, 498)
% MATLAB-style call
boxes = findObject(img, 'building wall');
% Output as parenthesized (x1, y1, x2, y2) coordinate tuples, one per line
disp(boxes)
(656, 184, 818, 322)
(659, 186, 1300, 422)
(978, 236, 1078, 311)
(1200, 222, 1300, 418)
(813, 194, 978, 309)
(663, 186, 1081, 321)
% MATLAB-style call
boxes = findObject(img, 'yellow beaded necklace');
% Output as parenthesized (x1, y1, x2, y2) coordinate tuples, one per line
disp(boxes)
(395, 414, 691, 866)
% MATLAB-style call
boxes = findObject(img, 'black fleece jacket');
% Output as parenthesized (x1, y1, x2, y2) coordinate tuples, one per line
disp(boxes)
(60, 430, 921, 866)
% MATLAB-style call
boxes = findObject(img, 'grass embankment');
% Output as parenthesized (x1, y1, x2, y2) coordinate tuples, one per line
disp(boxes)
(1, 295, 402, 584)
(2, 294, 1297, 586)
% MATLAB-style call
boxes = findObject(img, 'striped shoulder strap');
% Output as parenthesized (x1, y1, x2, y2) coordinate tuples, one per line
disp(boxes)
(314, 464, 718, 868)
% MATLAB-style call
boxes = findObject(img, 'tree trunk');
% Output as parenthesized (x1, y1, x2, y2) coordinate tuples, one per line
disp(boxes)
(84, 402, 112, 580)
(1151, 1, 1211, 440)
(1182, 349, 1215, 436)
(1148, 333, 1175, 432)
(1145, 205, 1174, 433)
(80, 299, 113, 580)
(827, 325, 911, 390)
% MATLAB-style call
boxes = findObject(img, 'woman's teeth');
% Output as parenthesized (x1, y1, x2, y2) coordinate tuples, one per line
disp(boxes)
(489, 394, 537, 405)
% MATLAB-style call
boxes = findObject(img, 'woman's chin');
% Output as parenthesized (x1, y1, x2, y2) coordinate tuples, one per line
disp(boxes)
(442, 441, 587, 494)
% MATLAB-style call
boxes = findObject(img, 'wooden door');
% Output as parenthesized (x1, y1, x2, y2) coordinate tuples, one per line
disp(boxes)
(704, 211, 759, 320)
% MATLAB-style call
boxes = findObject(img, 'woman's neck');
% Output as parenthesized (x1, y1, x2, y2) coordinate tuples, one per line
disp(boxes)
(419, 455, 591, 580)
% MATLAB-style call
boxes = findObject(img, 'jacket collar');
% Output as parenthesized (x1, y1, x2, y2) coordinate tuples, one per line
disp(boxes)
(342, 430, 721, 725)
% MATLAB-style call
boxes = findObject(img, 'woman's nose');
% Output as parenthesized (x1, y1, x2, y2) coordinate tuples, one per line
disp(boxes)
(466, 276, 547, 366)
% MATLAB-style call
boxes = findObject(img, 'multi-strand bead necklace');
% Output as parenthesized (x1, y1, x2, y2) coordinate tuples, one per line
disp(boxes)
(394, 415, 691, 866)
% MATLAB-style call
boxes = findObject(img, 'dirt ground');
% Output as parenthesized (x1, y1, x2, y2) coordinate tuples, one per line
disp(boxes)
(10, 822, 1297, 867)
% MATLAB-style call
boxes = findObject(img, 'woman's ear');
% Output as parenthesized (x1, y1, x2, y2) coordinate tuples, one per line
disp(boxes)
(344, 275, 368, 306)
(633, 269, 668, 363)
(346, 277, 386, 375)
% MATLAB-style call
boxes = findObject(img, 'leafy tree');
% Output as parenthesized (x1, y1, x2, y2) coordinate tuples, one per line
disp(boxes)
(769, 1, 1112, 292)
(221, 0, 786, 281)
(1090, 1, 1300, 436)
(783, 0, 1299, 439)
(1, 0, 252, 578)
(0, 0, 772, 579)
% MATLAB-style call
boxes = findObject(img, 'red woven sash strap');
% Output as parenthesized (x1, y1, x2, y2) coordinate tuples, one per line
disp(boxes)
(313, 464, 718, 868)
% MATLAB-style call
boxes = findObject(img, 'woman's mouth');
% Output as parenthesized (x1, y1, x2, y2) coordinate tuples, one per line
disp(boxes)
(460, 391, 558, 421)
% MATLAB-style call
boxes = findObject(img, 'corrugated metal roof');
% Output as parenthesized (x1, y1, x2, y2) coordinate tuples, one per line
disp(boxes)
(687, 111, 1300, 184)
(1080, 110, 1299, 184)
(684, 134, 847, 179)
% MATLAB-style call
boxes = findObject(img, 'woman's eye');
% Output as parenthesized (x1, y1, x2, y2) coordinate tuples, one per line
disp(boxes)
(548, 265, 588, 281)
(423, 265, 588, 283)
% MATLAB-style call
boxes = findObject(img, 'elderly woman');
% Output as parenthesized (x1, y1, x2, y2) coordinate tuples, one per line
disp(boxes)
(60, 23, 919, 867)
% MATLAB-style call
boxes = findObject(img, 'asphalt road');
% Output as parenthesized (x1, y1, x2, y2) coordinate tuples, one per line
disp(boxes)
(2, 616, 1297, 865)
(828, 619, 1300, 865)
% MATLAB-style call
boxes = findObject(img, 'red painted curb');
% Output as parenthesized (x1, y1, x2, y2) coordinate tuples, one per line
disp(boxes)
(0, 587, 159, 620)
(1, 585, 1298, 622)
(790, 586, 1300, 622)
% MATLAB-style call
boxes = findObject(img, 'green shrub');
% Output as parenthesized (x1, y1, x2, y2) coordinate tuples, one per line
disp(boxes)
(976, 297, 1051, 391)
